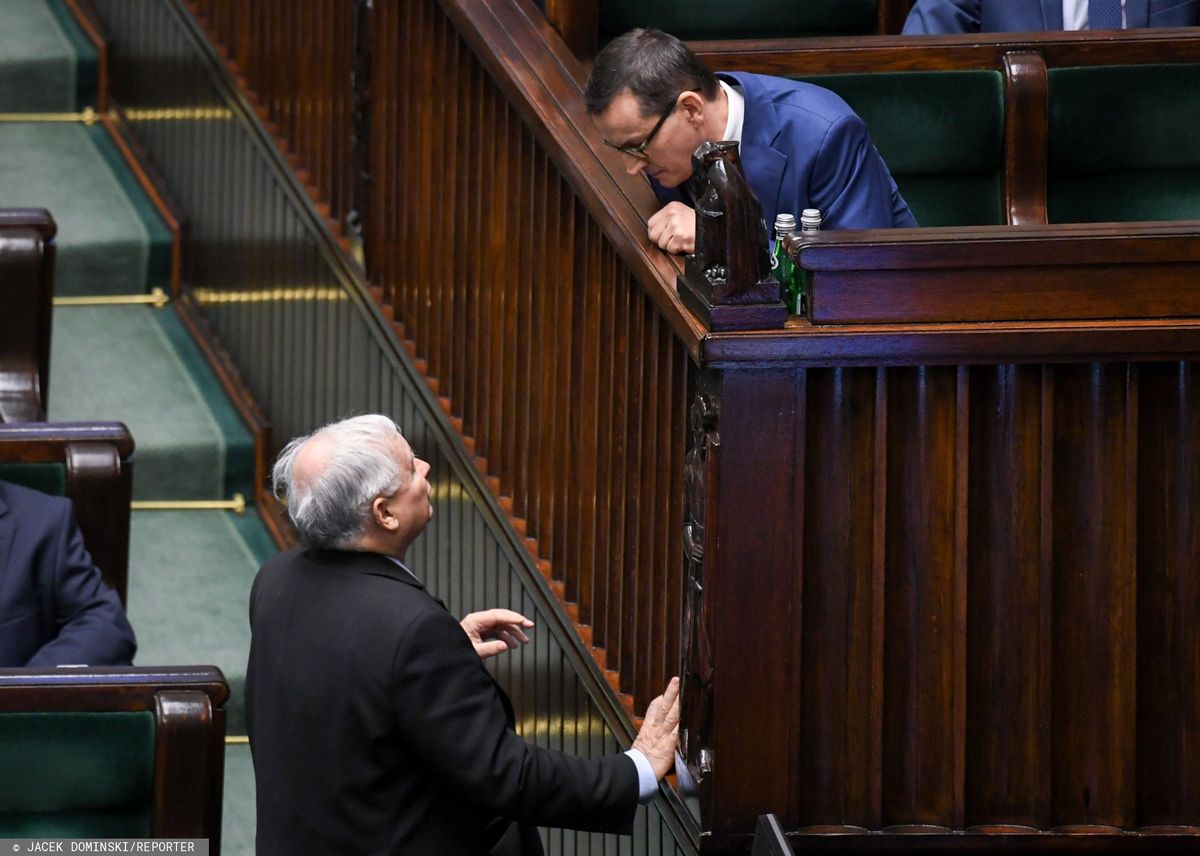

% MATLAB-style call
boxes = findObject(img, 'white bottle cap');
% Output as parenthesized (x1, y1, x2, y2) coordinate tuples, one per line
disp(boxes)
(800, 208, 822, 231)
(774, 213, 797, 234)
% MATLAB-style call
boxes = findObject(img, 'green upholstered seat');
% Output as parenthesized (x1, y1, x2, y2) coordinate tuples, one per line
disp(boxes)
(1048, 64, 1200, 223)
(0, 711, 155, 837)
(599, 0, 877, 42)
(795, 71, 1006, 227)
(0, 462, 66, 496)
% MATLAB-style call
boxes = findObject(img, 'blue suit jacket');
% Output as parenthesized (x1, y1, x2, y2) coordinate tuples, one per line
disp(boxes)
(0, 481, 136, 667)
(651, 72, 917, 232)
(902, 0, 1199, 34)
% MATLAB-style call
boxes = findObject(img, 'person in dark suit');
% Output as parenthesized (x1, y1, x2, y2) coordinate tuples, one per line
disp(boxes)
(246, 415, 680, 855)
(585, 28, 916, 255)
(902, 0, 1199, 34)
(0, 480, 136, 667)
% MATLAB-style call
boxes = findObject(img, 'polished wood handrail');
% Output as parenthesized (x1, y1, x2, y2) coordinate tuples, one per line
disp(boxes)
(690, 27, 1200, 72)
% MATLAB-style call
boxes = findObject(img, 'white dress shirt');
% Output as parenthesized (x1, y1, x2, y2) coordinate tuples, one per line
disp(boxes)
(719, 78, 745, 144)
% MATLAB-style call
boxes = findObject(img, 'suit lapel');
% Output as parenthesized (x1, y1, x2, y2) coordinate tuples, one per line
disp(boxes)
(1126, 0, 1150, 26)
(1040, 0, 1065, 28)
(720, 72, 787, 227)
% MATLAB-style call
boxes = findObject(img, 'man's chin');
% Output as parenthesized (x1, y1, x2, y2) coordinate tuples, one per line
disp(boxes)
(650, 172, 684, 188)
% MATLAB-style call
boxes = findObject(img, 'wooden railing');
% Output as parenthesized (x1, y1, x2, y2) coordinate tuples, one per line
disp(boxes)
(89, 2, 697, 852)
(364, 0, 694, 712)
(187, 0, 359, 232)
(102, 2, 1200, 852)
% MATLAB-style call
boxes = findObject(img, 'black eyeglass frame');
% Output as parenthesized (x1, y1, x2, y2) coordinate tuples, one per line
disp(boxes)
(602, 95, 683, 160)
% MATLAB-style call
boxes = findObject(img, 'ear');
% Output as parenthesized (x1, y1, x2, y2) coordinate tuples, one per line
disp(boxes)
(678, 90, 706, 127)
(372, 495, 400, 531)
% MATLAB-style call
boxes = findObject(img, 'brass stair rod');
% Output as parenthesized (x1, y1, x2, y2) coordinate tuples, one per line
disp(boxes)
(132, 493, 246, 514)
(55, 287, 169, 308)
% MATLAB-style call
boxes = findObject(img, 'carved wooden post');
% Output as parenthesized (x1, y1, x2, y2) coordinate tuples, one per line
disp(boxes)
(681, 368, 803, 851)
(677, 141, 788, 331)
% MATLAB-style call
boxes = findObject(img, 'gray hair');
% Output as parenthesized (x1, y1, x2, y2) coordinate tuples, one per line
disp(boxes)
(272, 414, 409, 549)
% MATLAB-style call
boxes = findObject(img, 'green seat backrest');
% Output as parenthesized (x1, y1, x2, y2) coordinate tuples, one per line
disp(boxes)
(1048, 64, 1200, 223)
(599, 0, 877, 42)
(0, 462, 67, 497)
(0, 711, 155, 837)
(795, 71, 1006, 227)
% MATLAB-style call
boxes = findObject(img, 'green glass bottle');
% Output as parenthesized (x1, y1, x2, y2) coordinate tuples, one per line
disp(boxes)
(795, 208, 822, 316)
(772, 213, 799, 314)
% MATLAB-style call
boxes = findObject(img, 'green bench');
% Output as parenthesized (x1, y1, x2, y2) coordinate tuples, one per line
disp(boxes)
(693, 31, 1200, 228)
(0, 422, 134, 603)
(1048, 63, 1200, 224)
(795, 70, 1006, 227)
(0, 666, 228, 845)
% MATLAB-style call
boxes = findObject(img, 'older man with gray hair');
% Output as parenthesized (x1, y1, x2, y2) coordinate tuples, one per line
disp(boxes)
(246, 414, 680, 855)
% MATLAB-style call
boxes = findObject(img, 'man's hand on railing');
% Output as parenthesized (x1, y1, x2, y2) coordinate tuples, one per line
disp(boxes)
(460, 609, 534, 659)
(632, 676, 682, 780)
(648, 202, 696, 255)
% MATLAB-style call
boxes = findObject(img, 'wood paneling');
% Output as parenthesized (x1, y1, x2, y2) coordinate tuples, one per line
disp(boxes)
(696, 360, 1200, 850)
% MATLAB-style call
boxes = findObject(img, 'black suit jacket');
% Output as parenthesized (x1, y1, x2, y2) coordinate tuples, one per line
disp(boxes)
(246, 547, 639, 855)
(0, 480, 136, 667)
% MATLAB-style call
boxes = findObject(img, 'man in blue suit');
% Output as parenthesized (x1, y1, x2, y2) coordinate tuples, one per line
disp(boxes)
(903, 0, 1199, 34)
(585, 29, 916, 255)
(0, 480, 136, 667)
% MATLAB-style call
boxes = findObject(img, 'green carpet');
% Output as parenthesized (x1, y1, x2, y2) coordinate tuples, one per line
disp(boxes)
(47, 304, 255, 501)
(0, 0, 77, 112)
(125, 509, 275, 737)
(222, 744, 256, 856)
(0, 123, 171, 296)
(4, 4, 268, 851)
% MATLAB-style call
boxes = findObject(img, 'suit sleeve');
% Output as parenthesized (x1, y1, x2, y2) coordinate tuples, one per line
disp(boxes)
(901, 0, 982, 34)
(391, 608, 640, 834)
(810, 113, 913, 230)
(25, 503, 137, 668)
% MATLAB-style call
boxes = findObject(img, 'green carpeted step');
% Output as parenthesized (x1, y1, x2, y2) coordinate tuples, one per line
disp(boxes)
(124, 509, 277, 738)
(0, 122, 171, 295)
(48, 304, 255, 501)
(223, 743, 256, 856)
(0, 0, 97, 112)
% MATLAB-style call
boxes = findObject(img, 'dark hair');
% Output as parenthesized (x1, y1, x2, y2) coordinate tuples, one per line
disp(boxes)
(584, 28, 720, 117)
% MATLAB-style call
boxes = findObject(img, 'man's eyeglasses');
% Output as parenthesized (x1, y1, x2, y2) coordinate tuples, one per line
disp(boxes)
(603, 98, 679, 160)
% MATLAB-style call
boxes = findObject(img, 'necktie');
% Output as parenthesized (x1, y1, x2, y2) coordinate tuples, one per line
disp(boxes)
(1090, 0, 1122, 29)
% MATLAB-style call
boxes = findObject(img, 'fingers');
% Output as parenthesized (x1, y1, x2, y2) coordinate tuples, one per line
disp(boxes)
(632, 677, 683, 780)
(474, 639, 511, 659)
(661, 676, 681, 728)
(482, 623, 532, 646)
(463, 609, 534, 634)
(646, 203, 695, 255)
(478, 608, 533, 628)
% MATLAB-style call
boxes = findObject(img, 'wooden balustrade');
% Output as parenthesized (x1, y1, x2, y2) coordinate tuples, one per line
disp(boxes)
(366, 0, 693, 712)
(104, 2, 1200, 851)
(186, 0, 358, 231)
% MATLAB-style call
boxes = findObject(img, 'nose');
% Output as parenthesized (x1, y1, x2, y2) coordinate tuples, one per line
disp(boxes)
(416, 457, 431, 478)
(624, 156, 647, 176)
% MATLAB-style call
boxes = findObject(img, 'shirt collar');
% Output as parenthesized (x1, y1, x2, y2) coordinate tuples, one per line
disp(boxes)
(719, 79, 745, 145)
(387, 556, 421, 584)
